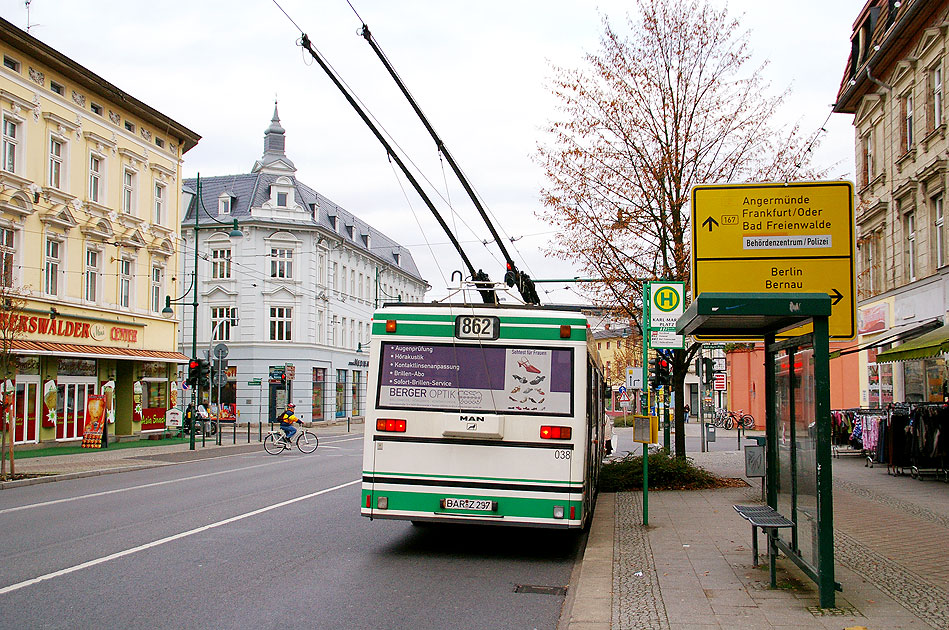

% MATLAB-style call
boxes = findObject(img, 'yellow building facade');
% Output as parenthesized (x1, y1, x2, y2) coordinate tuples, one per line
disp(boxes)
(0, 18, 199, 444)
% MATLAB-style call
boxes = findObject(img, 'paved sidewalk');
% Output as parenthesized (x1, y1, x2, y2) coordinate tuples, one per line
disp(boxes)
(563, 425, 949, 630)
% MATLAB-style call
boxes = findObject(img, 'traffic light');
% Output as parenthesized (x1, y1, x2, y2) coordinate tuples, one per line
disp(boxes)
(188, 358, 200, 387)
(652, 353, 670, 388)
(198, 358, 211, 389)
(703, 357, 714, 385)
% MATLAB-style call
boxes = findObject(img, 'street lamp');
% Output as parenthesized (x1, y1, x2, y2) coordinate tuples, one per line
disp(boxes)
(165, 173, 243, 449)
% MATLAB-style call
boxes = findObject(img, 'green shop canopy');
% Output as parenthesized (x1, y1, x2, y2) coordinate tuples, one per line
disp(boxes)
(875, 324, 949, 363)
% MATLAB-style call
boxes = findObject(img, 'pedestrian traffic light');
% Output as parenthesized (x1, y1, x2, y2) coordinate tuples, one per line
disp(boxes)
(188, 358, 200, 387)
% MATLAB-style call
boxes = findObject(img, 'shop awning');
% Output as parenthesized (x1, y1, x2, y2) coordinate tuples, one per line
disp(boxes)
(874, 324, 949, 363)
(830, 317, 943, 358)
(10, 340, 188, 363)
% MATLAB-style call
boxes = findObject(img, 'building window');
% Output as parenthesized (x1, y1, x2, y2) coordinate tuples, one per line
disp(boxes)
(48, 137, 64, 189)
(212, 306, 238, 341)
(211, 248, 232, 279)
(270, 306, 292, 341)
(123, 169, 135, 214)
(119, 258, 132, 308)
(277, 191, 288, 207)
(902, 93, 914, 152)
(85, 248, 99, 302)
(0, 227, 14, 287)
(50, 81, 64, 96)
(2, 117, 19, 174)
(906, 211, 916, 282)
(3, 55, 20, 72)
(934, 66, 944, 129)
(270, 248, 293, 279)
(90, 103, 103, 116)
(44, 238, 60, 296)
(936, 195, 946, 268)
(89, 154, 102, 203)
(861, 129, 873, 186)
(151, 265, 163, 312)
(124, 120, 135, 133)
(218, 197, 231, 215)
(153, 182, 165, 224)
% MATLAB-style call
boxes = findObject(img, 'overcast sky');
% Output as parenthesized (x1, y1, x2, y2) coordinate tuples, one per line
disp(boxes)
(2, 0, 860, 303)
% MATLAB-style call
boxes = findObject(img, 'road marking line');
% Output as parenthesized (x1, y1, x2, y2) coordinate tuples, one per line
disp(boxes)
(0, 461, 280, 515)
(0, 479, 360, 596)
(0, 434, 363, 515)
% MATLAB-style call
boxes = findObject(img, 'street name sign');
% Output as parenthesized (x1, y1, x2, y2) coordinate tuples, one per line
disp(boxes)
(691, 181, 855, 339)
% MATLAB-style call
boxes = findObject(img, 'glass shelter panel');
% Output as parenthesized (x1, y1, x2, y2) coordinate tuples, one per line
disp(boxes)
(775, 346, 820, 571)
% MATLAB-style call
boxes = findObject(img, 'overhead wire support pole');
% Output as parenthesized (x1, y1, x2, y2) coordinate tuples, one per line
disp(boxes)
(357, 24, 539, 305)
(297, 33, 495, 305)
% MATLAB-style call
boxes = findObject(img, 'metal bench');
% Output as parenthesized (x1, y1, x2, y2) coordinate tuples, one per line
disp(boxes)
(733, 504, 795, 587)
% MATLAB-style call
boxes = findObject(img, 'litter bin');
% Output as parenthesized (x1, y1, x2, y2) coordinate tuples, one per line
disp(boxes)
(705, 422, 716, 442)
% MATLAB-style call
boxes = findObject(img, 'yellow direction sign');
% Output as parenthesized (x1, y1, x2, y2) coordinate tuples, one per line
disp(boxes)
(691, 181, 855, 339)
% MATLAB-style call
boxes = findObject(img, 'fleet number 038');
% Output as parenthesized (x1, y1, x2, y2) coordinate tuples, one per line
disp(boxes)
(555, 450, 571, 460)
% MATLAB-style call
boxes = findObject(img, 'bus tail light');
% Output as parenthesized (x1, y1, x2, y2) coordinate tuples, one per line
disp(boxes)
(385, 320, 397, 333)
(560, 325, 571, 338)
(540, 425, 572, 440)
(377, 418, 406, 432)
(553, 505, 565, 519)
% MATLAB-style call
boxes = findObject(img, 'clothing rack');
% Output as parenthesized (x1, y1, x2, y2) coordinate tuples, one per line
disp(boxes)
(885, 402, 949, 481)
(831, 408, 887, 468)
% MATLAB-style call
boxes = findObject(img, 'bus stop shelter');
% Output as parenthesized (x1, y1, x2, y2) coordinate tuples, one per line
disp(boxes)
(676, 292, 838, 608)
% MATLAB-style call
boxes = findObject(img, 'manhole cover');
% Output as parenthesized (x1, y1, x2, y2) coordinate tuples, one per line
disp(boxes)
(513, 584, 567, 596)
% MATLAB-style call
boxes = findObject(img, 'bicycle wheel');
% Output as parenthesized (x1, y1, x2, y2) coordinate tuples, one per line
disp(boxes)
(724, 416, 734, 430)
(296, 430, 318, 454)
(263, 434, 285, 455)
(207, 420, 218, 436)
(740, 414, 755, 429)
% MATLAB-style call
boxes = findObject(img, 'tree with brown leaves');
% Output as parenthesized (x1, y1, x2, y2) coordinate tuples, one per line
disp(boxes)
(537, 0, 825, 457)
(0, 284, 27, 480)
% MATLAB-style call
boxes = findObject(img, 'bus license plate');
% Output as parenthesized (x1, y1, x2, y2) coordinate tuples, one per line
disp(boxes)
(442, 497, 495, 511)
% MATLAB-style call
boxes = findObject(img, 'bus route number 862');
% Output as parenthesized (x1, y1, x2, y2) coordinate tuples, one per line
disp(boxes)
(455, 315, 500, 340)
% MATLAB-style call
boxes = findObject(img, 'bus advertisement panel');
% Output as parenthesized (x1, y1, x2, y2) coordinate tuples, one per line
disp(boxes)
(377, 342, 573, 416)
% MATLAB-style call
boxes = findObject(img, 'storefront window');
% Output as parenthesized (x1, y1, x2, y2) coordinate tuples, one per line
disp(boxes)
(312, 367, 325, 421)
(16, 356, 39, 375)
(336, 369, 346, 418)
(143, 381, 167, 408)
(866, 347, 893, 408)
(57, 358, 96, 376)
(352, 371, 361, 416)
(924, 358, 948, 402)
(904, 361, 926, 403)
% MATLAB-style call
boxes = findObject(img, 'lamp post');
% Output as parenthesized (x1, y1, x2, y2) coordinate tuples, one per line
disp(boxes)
(163, 173, 242, 449)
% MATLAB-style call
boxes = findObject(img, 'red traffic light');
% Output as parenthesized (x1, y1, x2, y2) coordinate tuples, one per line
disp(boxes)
(189, 359, 200, 370)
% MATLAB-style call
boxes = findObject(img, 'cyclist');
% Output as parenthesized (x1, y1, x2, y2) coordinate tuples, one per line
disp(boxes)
(276, 402, 299, 444)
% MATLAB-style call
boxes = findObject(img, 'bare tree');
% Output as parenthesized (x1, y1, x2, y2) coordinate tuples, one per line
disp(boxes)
(0, 284, 27, 480)
(537, 0, 825, 457)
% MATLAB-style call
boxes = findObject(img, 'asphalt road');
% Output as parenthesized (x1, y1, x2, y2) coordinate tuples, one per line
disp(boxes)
(0, 434, 581, 629)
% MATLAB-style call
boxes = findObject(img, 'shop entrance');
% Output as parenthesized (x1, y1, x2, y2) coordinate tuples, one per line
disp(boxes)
(13, 377, 40, 444)
(57, 378, 98, 441)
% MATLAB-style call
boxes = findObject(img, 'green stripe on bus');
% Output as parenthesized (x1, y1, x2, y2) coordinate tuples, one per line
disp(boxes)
(371, 322, 587, 341)
(372, 313, 587, 328)
(361, 488, 584, 521)
(365, 470, 581, 487)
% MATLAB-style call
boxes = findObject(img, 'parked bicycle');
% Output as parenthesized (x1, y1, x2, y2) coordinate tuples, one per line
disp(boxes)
(712, 409, 754, 430)
(263, 422, 319, 454)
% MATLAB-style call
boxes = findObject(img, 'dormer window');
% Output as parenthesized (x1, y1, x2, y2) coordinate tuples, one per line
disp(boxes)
(218, 193, 232, 215)
(277, 192, 288, 207)
(328, 213, 338, 232)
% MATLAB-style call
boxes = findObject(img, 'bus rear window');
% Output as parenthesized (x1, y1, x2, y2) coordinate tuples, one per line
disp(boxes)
(377, 342, 573, 416)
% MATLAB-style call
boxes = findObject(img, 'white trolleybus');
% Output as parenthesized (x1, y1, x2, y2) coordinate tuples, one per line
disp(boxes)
(361, 302, 607, 528)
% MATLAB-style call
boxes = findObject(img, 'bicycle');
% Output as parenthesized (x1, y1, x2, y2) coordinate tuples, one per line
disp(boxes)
(263, 422, 319, 454)
(712, 409, 754, 430)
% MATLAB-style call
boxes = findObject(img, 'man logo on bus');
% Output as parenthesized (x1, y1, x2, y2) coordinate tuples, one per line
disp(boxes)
(653, 286, 680, 312)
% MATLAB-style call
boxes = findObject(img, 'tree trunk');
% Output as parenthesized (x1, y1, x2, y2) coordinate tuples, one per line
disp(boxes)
(673, 349, 687, 459)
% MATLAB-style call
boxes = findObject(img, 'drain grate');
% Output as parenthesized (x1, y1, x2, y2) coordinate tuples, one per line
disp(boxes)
(807, 605, 862, 617)
(513, 584, 567, 596)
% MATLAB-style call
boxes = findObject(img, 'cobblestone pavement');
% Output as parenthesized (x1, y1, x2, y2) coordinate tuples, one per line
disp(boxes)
(612, 492, 667, 630)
